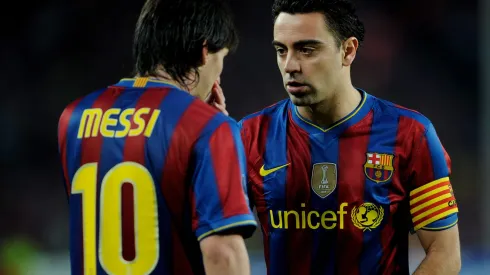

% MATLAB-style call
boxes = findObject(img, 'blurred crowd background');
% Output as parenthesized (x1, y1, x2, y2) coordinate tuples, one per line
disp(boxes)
(1, 0, 488, 274)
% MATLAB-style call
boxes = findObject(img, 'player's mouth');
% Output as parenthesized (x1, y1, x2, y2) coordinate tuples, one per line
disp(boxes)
(286, 81, 309, 95)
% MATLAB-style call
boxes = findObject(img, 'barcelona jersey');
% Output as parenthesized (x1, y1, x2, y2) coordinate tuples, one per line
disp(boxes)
(239, 90, 458, 275)
(58, 77, 257, 275)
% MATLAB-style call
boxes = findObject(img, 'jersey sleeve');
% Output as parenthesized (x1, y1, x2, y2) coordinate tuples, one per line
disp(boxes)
(408, 123, 459, 232)
(191, 118, 257, 241)
(58, 100, 80, 200)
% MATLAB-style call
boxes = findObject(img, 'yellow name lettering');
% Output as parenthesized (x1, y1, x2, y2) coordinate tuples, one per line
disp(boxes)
(78, 109, 103, 138)
(101, 108, 120, 137)
(129, 108, 150, 137)
(144, 109, 161, 137)
(78, 108, 161, 139)
(115, 109, 134, 138)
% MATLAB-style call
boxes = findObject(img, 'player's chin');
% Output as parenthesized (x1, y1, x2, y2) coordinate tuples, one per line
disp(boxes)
(288, 93, 315, 106)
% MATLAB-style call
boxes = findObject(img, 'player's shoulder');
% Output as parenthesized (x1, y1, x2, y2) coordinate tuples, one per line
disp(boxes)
(183, 91, 237, 126)
(238, 98, 290, 131)
(59, 87, 109, 121)
(60, 97, 81, 119)
(164, 89, 239, 138)
(370, 94, 433, 133)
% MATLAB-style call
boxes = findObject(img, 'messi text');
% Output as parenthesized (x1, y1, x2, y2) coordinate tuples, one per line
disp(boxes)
(77, 108, 161, 139)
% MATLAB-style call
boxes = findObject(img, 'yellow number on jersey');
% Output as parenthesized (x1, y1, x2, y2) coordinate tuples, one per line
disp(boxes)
(72, 162, 159, 275)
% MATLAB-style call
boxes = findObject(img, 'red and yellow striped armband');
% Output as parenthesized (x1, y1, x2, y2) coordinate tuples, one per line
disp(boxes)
(409, 177, 458, 231)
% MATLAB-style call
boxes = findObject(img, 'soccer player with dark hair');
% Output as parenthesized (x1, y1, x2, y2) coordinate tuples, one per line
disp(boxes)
(239, 0, 461, 274)
(58, 0, 256, 274)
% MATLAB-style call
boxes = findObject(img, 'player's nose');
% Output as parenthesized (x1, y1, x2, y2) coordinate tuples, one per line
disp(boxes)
(284, 54, 300, 74)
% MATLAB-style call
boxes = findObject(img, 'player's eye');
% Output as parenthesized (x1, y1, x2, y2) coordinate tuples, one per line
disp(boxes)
(275, 47, 287, 56)
(299, 47, 314, 55)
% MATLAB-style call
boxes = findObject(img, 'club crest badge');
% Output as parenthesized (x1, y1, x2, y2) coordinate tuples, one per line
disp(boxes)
(364, 153, 394, 183)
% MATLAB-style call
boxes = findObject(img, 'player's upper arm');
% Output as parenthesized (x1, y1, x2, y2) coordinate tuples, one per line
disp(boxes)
(416, 224, 461, 254)
(408, 122, 459, 233)
(191, 117, 257, 242)
(199, 233, 247, 263)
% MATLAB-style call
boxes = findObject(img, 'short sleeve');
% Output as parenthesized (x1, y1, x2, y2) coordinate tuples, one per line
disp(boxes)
(407, 123, 458, 232)
(191, 118, 257, 241)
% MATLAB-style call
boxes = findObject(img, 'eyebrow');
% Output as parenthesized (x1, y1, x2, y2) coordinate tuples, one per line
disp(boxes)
(272, 39, 324, 48)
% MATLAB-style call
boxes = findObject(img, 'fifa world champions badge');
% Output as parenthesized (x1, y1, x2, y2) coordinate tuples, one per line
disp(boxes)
(311, 162, 337, 198)
(364, 153, 395, 183)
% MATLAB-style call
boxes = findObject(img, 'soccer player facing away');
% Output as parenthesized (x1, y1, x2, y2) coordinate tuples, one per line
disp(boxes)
(238, 0, 461, 274)
(57, 0, 257, 275)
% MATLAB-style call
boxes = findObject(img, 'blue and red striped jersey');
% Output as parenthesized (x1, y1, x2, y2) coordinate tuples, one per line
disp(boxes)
(58, 77, 257, 275)
(239, 90, 458, 275)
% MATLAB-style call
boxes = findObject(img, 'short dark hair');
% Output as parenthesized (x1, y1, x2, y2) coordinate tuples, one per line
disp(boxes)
(133, 0, 238, 88)
(272, 0, 365, 47)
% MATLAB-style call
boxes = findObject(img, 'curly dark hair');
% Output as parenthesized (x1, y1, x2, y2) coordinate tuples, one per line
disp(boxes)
(133, 0, 238, 89)
(272, 0, 365, 47)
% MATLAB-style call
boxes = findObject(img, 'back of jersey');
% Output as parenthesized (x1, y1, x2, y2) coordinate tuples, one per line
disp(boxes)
(58, 78, 257, 275)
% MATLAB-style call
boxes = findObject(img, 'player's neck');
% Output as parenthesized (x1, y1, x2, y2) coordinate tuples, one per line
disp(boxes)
(139, 69, 194, 92)
(154, 77, 183, 90)
(297, 84, 361, 128)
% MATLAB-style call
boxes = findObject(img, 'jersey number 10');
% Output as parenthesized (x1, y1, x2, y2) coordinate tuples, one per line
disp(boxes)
(72, 162, 159, 274)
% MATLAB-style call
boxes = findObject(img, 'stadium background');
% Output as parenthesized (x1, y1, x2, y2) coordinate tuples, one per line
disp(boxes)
(0, 0, 488, 274)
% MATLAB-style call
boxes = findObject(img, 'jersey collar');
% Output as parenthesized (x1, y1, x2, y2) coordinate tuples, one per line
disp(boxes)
(113, 77, 176, 88)
(290, 89, 374, 136)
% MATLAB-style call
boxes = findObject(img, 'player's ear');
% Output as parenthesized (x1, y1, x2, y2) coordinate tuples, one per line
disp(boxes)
(201, 40, 209, 66)
(342, 37, 359, 66)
